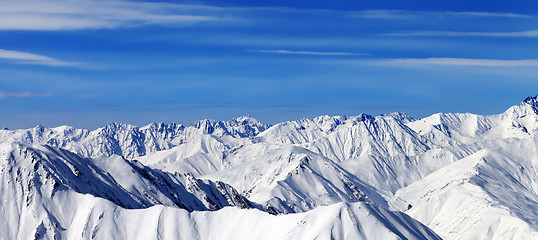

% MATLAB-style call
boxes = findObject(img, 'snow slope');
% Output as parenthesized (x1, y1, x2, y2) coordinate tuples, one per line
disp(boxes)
(0, 142, 440, 240)
(139, 141, 389, 214)
(0, 143, 254, 215)
(2, 94, 538, 239)
(2, 188, 440, 240)
(394, 137, 538, 240)
(202, 142, 389, 213)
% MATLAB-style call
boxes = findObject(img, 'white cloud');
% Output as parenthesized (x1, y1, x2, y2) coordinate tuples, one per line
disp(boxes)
(0, 0, 220, 31)
(0, 90, 54, 99)
(236, 8, 531, 19)
(351, 10, 418, 19)
(443, 11, 531, 18)
(250, 49, 363, 56)
(385, 30, 538, 37)
(0, 49, 76, 66)
(0, 1, 529, 31)
(350, 10, 531, 19)
(386, 58, 538, 67)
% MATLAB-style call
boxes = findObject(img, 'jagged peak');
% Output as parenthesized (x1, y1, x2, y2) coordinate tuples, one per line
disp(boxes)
(503, 94, 538, 118)
(523, 94, 538, 113)
(190, 119, 223, 134)
(230, 115, 259, 124)
(286, 113, 373, 125)
(312, 115, 348, 122)
(229, 116, 270, 128)
(103, 122, 136, 129)
(189, 117, 270, 137)
(140, 122, 185, 131)
(355, 113, 375, 121)
(378, 112, 416, 123)
(523, 94, 538, 104)
(266, 114, 375, 133)
(50, 125, 76, 132)
(191, 116, 268, 126)
(190, 118, 219, 127)
(96, 122, 141, 135)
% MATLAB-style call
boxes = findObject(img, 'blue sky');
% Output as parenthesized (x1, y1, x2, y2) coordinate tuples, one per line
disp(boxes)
(1, 0, 538, 129)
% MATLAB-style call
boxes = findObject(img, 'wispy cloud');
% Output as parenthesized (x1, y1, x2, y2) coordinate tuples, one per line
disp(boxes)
(350, 10, 531, 19)
(0, 90, 54, 99)
(350, 10, 419, 19)
(386, 58, 538, 67)
(0, 0, 220, 31)
(223, 7, 531, 19)
(384, 30, 538, 37)
(444, 11, 531, 18)
(249, 49, 364, 56)
(0, 1, 529, 31)
(0, 49, 76, 66)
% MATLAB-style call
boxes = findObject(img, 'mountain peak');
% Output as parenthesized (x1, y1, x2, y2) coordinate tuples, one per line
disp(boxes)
(228, 115, 269, 127)
(230, 115, 255, 122)
(523, 94, 538, 113)
(189, 117, 269, 138)
(104, 122, 133, 129)
(501, 94, 538, 118)
(523, 94, 538, 103)
(378, 112, 416, 123)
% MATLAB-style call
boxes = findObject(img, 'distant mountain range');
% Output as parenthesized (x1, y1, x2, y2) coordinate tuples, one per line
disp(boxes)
(1, 95, 537, 239)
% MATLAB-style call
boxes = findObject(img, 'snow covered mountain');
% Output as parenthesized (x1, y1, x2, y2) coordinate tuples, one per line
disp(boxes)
(394, 143, 538, 240)
(0, 142, 256, 235)
(200, 143, 389, 213)
(0, 142, 438, 240)
(0, 116, 269, 159)
(1, 94, 538, 239)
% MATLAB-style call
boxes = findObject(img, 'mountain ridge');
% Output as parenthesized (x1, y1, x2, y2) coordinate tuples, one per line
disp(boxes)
(1, 95, 538, 239)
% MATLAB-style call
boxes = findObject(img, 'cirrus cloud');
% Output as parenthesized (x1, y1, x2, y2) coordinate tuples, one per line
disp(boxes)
(0, 1, 530, 31)
(0, 49, 76, 66)
(0, 0, 221, 31)
(385, 30, 538, 37)
(349, 10, 531, 19)
(249, 49, 365, 56)
(386, 58, 538, 67)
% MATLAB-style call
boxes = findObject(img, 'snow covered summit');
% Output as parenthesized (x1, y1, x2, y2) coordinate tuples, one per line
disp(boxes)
(1, 95, 538, 239)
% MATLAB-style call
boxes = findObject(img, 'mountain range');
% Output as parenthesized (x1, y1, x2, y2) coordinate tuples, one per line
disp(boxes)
(1, 95, 537, 239)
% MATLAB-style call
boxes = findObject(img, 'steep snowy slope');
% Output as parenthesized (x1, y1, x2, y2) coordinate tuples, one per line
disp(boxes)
(136, 96, 538, 208)
(139, 141, 390, 213)
(302, 114, 432, 191)
(259, 113, 417, 149)
(202, 143, 389, 213)
(258, 113, 459, 193)
(394, 137, 538, 240)
(2, 188, 440, 240)
(258, 115, 357, 144)
(0, 116, 268, 159)
(0, 142, 441, 240)
(2, 94, 538, 240)
(407, 95, 538, 145)
(135, 95, 538, 239)
(189, 116, 269, 138)
(0, 142, 254, 220)
(137, 134, 250, 176)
